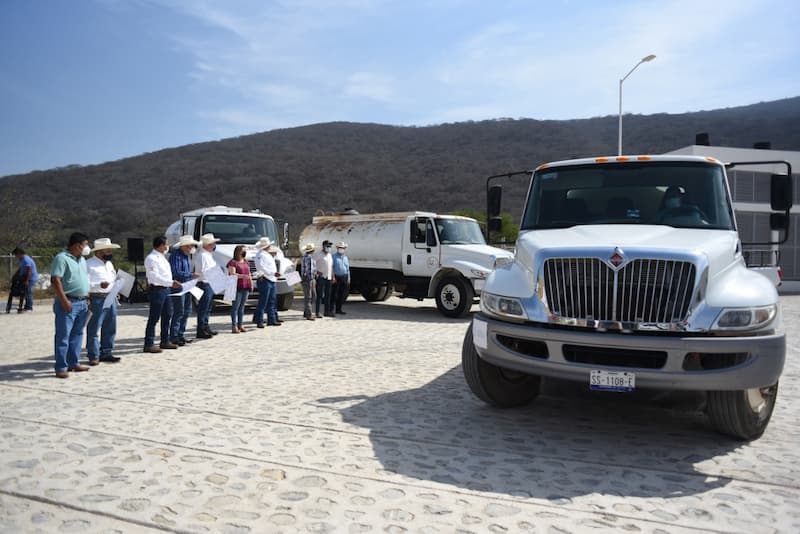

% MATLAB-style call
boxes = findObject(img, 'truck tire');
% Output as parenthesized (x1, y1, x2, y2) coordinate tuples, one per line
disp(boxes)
(462, 324, 540, 407)
(276, 292, 294, 312)
(706, 383, 778, 440)
(361, 285, 390, 302)
(436, 276, 474, 318)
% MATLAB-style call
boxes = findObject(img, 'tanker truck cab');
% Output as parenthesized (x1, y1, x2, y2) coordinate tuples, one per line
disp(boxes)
(165, 206, 296, 310)
(463, 155, 792, 440)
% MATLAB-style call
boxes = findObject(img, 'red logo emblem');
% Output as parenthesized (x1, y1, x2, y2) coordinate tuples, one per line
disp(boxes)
(609, 248, 625, 267)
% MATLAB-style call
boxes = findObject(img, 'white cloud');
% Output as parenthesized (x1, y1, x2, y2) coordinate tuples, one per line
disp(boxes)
(343, 72, 396, 103)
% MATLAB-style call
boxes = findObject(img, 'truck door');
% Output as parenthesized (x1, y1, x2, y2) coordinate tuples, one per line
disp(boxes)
(403, 217, 440, 278)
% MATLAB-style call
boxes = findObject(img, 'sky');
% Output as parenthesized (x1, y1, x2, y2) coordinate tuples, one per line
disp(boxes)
(0, 0, 798, 177)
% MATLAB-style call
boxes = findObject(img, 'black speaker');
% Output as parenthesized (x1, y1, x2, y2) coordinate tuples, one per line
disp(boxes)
(127, 237, 144, 262)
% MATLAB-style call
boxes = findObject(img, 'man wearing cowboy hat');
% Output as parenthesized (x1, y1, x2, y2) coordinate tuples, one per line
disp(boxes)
(331, 241, 351, 315)
(169, 235, 200, 345)
(86, 238, 122, 364)
(194, 233, 221, 338)
(252, 237, 281, 327)
(300, 242, 316, 320)
(315, 240, 334, 318)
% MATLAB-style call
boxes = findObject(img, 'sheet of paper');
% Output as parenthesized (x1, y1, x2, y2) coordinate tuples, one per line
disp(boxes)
(189, 286, 204, 300)
(284, 271, 301, 287)
(204, 266, 228, 294)
(103, 278, 125, 309)
(171, 279, 198, 296)
(116, 270, 135, 298)
(223, 275, 238, 302)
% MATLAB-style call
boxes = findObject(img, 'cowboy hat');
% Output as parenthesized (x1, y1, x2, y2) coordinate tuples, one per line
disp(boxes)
(267, 245, 280, 254)
(90, 238, 121, 252)
(200, 233, 221, 246)
(335, 241, 348, 249)
(302, 242, 315, 253)
(322, 240, 332, 247)
(172, 235, 200, 248)
(255, 237, 273, 250)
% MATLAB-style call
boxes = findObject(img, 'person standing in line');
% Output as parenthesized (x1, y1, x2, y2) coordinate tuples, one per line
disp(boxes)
(332, 241, 350, 315)
(300, 243, 316, 320)
(252, 237, 273, 328)
(86, 238, 121, 364)
(315, 240, 334, 318)
(144, 236, 181, 353)
(227, 245, 252, 333)
(265, 245, 282, 326)
(50, 232, 92, 378)
(194, 233, 220, 339)
(13, 247, 38, 312)
(169, 235, 199, 346)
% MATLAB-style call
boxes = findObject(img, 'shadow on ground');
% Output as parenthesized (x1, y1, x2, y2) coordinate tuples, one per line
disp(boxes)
(320, 365, 741, 501)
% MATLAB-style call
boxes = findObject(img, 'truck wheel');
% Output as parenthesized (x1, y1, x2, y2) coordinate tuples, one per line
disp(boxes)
(378, 284, 393, 301)
(436, 276, 474, 317)
(276, 292, 294, 311)
(462, 324, 540, 407)
(707, 383, 778, 440)
(361, 285, 389, 302)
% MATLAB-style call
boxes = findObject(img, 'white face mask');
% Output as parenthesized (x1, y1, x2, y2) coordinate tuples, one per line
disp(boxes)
(81, 245, 91, 256)
(337, 248, 345, 254)
(190, 247, 197, 254)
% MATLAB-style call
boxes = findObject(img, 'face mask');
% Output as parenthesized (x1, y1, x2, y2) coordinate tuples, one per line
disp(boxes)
(103, 254, 113, 262)
(665, 197, 680, 209)
(325, 247, 332, 253)
(81, 245, 91, 256)
(190, 247, 197, 254)
(337, 248, 344, 254)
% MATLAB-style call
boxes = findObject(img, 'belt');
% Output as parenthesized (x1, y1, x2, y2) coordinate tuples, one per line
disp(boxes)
(66, 295, 88, 302)
(89, 292, 109, 298)
(149, 285, 170, 289)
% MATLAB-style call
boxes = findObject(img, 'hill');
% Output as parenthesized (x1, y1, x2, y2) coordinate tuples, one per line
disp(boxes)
(1, 96, 799, 251)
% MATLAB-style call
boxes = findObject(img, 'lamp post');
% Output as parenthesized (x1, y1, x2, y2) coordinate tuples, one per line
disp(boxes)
(618, 54, 655, 156)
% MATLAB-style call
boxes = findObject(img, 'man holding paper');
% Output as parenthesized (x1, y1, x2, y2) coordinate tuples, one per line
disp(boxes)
(144, 236, 181, 353)
(194, 233, 221, 339)
(86, 238, 121, 364)
(169, 235, 199, 346)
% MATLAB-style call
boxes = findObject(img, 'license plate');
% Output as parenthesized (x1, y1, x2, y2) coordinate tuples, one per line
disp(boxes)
(589, 370, 635, 392)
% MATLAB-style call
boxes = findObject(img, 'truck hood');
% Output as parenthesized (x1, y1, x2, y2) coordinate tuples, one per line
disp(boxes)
(444, 243, 514, 270)
(516, 225, 739, 279)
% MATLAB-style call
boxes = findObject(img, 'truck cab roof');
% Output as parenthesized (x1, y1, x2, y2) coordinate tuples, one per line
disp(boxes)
(536, 154, 722, 171)
(311, 211, 476, 224)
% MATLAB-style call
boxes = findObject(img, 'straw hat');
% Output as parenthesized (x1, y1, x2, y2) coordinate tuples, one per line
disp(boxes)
(90, 238, 121, 252)
(267, 245, 280, 254)
(200, 233, 220, 246)
(335, 241, 348, 249)
(173, 235, 199, 248)
(255, 237, 273, 250)
(302, 242, 315, 253)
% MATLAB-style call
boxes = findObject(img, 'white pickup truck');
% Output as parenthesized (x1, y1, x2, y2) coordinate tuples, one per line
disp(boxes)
(299, 211, 513, 317)
(464, 155, 792, 440)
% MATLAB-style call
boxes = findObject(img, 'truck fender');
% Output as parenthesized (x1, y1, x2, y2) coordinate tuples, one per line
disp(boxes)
(428, 268, 468, 298)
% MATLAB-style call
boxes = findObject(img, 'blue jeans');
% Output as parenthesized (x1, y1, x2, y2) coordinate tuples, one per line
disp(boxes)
(197, 283, 214, 332)
(53, 298, 89, 371)
(24, 282, 34, 310)
(316, 276, 332, 315)
(231, 288, 250, 328)
(170, 291, 192, 342)
(253, 278, 267, 325)
(86, 295, 116, 360)
(145, 286, 172, 347)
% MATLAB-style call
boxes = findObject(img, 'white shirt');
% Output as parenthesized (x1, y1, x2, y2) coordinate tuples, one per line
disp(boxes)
(145, 249, 173, 287)
(254, 249, 278, 282)
(315, 252, 333, 280)
(87, 256, 117, 294)
(193, 247, 217, 281)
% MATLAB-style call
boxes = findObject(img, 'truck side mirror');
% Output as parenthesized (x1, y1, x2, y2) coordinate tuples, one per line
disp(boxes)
(771, 212, 790, 232)
(488, 217, 503, 233)
(488, 185, 503, 218)
(771, 174, 793, 211)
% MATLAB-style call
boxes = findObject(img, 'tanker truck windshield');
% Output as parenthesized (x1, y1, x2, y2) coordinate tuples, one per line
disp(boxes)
(201, 215, 278, 245)
(521, 162, 736, 231)
(435, 218, 487, 245)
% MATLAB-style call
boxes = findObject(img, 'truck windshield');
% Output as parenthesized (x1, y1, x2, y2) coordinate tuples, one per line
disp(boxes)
(521, 161, 736, 231)
(435, 218, 487, 245)
(201, 215, 278, 244)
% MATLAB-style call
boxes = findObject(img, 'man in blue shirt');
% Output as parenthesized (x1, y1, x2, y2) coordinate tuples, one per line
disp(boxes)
(332, 241, 350, 315)
(169, 235, 199, 345)
(13, 247, 38, 312)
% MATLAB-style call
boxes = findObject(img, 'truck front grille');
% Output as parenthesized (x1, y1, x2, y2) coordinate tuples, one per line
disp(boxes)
(543, 258, 696, 324)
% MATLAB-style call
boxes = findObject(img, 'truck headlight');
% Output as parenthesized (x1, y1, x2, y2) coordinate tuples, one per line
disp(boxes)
(471, 269, 491, 279)
(481, 291, 527, 320)
(713, 305, 777, 330)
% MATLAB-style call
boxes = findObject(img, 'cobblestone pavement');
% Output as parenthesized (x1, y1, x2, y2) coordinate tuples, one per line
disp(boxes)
(1, 295, 798, 533)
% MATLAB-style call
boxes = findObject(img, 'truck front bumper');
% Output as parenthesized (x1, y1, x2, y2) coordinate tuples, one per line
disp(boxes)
(472, 314, 785, 391)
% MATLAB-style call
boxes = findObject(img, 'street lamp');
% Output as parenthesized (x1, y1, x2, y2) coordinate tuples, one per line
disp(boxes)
(618, 54, 656, 156)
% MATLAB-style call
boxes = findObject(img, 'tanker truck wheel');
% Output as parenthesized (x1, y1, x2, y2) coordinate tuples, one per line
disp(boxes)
(276, 292, 294, 312)
(435, 276, 474, 317)
(462, 324, 540, 407)
(706, 382, 778, 440)
(361, 285, 390, 302)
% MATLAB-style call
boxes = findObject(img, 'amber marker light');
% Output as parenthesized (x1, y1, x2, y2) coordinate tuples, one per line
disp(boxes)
(705, 157, 718, 163)
(637, 155, 651, 161)
(615, 156, 630, 161)
(536, 163, 549, 171)
(596, 157, 609, 163)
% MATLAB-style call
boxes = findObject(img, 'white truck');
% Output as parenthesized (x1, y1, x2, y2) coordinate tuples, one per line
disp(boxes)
(165, 206, 296, 310)
(464, 155, 792, 440)
(298, 211, 513, 317)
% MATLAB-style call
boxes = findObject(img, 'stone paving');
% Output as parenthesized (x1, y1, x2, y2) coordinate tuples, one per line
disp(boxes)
(0, 294, 798, 533)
